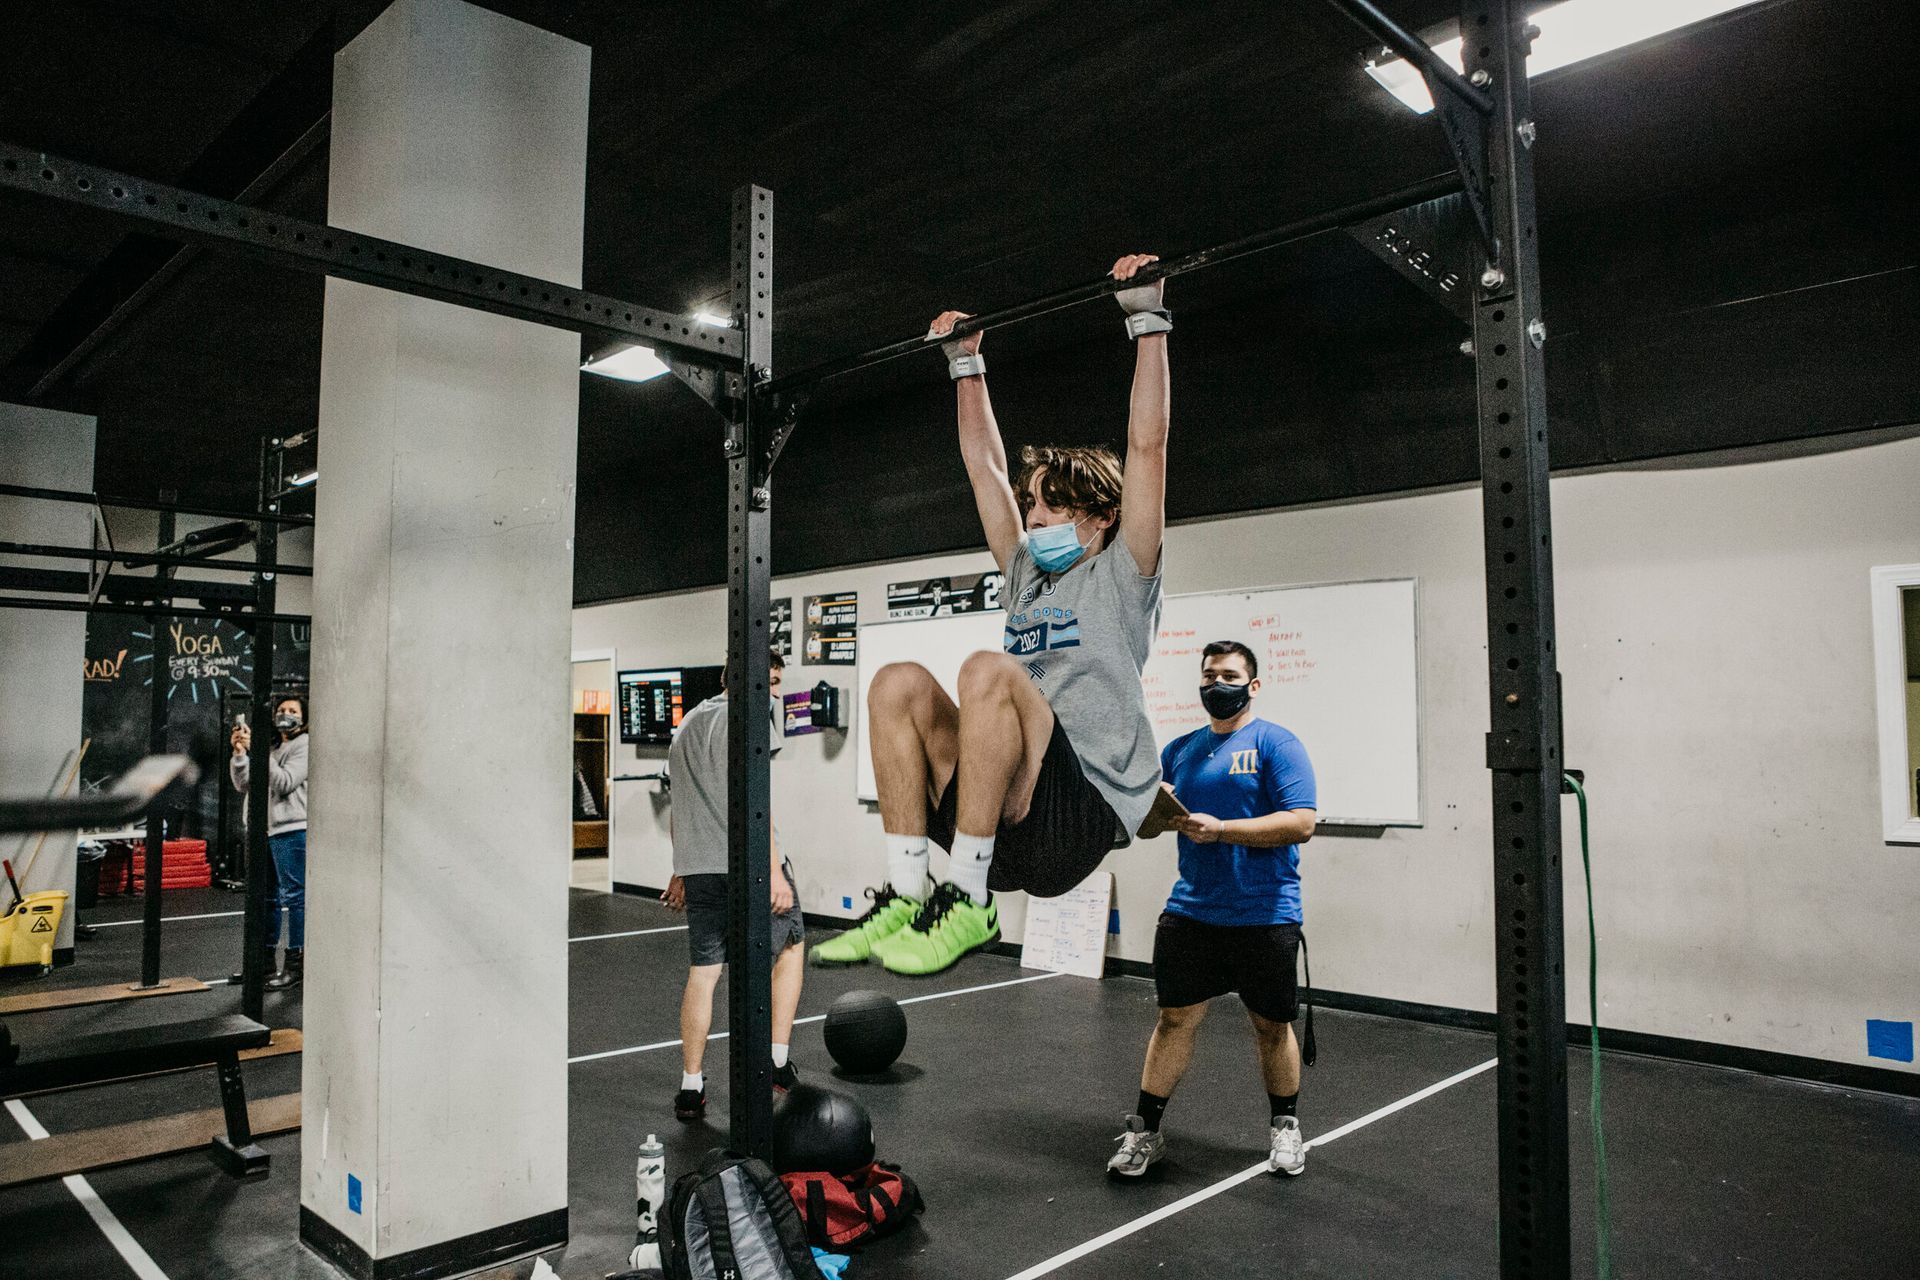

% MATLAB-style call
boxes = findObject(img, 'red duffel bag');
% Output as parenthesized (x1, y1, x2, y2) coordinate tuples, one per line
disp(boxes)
(777, 1161, 923, 1250)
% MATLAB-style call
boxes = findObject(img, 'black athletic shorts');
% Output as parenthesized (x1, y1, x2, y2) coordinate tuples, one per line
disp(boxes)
(1153, 911, 1302, 1023)
(683, 862, 805, 967)
(927, 714, 1124, 899)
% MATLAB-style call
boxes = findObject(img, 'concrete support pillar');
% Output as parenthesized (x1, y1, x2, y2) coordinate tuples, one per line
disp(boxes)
(300, 2, 588, 1274)
(0, 403, 96, 961)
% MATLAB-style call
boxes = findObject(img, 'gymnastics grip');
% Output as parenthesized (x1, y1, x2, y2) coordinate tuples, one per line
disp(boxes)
(1123, 308, 1172, 339)
(1115, 276, 1170, 338)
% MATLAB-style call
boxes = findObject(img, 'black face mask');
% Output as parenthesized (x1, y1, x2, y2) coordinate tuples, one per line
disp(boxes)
(1199, 681, 1251, 720)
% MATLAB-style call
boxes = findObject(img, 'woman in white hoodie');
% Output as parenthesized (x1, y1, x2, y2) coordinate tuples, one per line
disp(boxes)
(230, 693, 310, 991)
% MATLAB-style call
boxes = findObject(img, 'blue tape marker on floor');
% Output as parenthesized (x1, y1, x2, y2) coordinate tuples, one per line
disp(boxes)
(842, 896, 852, 910)
(1866, 1019, 1914, 1062)
(348, 1174, 362, 1214)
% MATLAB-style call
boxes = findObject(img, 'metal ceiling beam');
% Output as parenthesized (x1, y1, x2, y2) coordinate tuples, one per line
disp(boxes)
(0, 566, 262, 606)
(27, 116, 331, 398)
(0, 541, 311, 577)
(0, 140, 739, 368)
(0, 482, 315, 526)
(0, 595, 307, 625)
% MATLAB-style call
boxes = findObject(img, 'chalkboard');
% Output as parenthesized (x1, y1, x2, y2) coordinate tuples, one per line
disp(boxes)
(81, 615, 310, 841)
(855, 578, 1420, 826)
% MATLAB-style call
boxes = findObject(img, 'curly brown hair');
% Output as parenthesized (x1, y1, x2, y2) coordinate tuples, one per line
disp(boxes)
(1013, 444, 1124, 525)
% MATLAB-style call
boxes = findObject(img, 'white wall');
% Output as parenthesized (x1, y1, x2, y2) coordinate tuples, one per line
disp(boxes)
(0, 403, 96, 954)
(574, 434, 1920, 1074)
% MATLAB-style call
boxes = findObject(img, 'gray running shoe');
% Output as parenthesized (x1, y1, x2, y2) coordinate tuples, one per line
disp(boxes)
(1268, 1115, 1306, 1176)
(1107, 1115, 1167, 1177)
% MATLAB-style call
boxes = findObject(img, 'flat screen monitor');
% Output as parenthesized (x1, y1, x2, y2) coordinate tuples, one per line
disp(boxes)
(617, 665, 724, 745)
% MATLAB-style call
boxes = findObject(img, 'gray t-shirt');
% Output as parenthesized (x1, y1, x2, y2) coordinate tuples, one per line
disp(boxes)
(229, 733, 309, 836)
(667, 693, 780, 876)
(1001, 531, 1164, 843)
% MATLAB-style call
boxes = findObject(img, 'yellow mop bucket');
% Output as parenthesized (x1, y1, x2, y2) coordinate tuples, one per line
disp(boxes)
(0, 890, 68, 968)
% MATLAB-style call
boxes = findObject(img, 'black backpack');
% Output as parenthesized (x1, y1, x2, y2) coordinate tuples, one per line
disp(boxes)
(660, 1150, 825, 1280)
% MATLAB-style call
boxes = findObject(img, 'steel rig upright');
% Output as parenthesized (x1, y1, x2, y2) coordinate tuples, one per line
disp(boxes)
(1468, 4, 1571, 1276)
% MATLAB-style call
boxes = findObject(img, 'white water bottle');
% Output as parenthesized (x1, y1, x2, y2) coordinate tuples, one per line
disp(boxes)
(628, 1133, 665, 1269)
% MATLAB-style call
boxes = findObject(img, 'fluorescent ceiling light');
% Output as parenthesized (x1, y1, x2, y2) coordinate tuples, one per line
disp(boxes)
(289, 470, 318, 487)
(1364, 0, 1767, 113)
(694, 310, 733, 328)
(582, 345, 671, 383)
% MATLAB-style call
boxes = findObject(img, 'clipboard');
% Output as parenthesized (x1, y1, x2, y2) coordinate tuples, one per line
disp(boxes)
(1136, 785, 1190, 839)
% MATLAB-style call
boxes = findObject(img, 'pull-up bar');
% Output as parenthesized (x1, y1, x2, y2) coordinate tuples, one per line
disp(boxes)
(765, 171, 1463, 396)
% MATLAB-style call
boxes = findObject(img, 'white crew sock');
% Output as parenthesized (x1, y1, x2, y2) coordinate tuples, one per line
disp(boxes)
(885, 834, 929, 897)
(772, 1043, 789, 1069)
(681, 1071, 703, 1092)
(949, 832, 995, 905)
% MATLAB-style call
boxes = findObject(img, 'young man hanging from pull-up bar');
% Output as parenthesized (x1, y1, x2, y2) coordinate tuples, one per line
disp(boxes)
(811, 254, 1171, 976)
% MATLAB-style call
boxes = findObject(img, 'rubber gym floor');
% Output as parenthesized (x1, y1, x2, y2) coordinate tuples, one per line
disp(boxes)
(5, 886, 1917, 1280)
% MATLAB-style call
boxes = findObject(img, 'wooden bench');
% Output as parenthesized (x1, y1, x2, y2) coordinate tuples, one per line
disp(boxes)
(2, 1013, 273, 1178)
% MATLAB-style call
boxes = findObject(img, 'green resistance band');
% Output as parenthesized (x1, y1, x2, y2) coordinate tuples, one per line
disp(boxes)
(1564, 771, 1612, 1279)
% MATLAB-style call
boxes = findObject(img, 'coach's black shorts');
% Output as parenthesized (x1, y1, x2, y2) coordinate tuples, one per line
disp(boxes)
(928, 714, 1125, 899)
(1153, 911, 1302, 1023)
(684, 862, 805, 967)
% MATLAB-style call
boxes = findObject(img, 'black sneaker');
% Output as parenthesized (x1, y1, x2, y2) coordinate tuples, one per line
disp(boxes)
(673, 1088, 707, 1123)
(771, 1062, 799, 1093)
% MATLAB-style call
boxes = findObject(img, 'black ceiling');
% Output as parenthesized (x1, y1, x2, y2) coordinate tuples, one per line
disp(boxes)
(3, 0, 1916, 602)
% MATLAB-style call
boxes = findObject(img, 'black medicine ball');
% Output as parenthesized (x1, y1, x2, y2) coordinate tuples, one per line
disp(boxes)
(770, 1084, 875, 1176)
(822, 989, 908, 1075)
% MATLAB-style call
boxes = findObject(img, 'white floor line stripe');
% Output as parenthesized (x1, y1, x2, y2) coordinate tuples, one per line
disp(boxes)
(569, 969, 1067, 1065)
(568, 925, 688, 943)
(6, 1099, 174, 1280)
(1001, 1056, 1500, 1280)
(91, 914, 684, 943)
(92, 911, 243, 928)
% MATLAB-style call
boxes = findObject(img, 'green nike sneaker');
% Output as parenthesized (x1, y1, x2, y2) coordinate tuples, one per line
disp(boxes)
(879, 882, 1000, 976)
(809, 885, 919, 966)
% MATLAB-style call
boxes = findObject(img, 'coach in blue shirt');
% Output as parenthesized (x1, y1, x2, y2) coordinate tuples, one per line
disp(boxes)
(1108, 639, 1318, 1181)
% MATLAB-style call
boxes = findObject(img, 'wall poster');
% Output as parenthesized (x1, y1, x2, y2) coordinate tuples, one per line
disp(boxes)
(803, 591, 859, 665)
(886, 571, 1003, 620)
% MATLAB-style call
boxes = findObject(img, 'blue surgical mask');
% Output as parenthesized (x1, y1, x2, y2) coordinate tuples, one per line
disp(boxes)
(1027, 518, 1089, 573)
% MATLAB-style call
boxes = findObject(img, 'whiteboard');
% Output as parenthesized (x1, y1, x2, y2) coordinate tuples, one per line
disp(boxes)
(855, 578, 1420, 826)
(1018, 872, 1114, 978)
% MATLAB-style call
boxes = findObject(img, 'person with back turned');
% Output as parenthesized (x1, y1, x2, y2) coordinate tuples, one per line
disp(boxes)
(660, 648, 805, 1122)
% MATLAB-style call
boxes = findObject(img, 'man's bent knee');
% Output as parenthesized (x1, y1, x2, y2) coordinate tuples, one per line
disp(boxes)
(871, 661, 937, 713)
(956, 650, 1024, 701)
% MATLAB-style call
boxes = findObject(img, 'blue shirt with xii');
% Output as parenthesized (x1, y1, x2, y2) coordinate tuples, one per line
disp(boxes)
(1162, 718, 1317, 927)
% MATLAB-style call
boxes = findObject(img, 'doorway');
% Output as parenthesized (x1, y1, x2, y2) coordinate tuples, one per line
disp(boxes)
(570, 652, 614, 892)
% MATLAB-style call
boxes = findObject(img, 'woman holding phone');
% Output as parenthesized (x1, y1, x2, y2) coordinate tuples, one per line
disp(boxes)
(230, 693, 310, 991)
